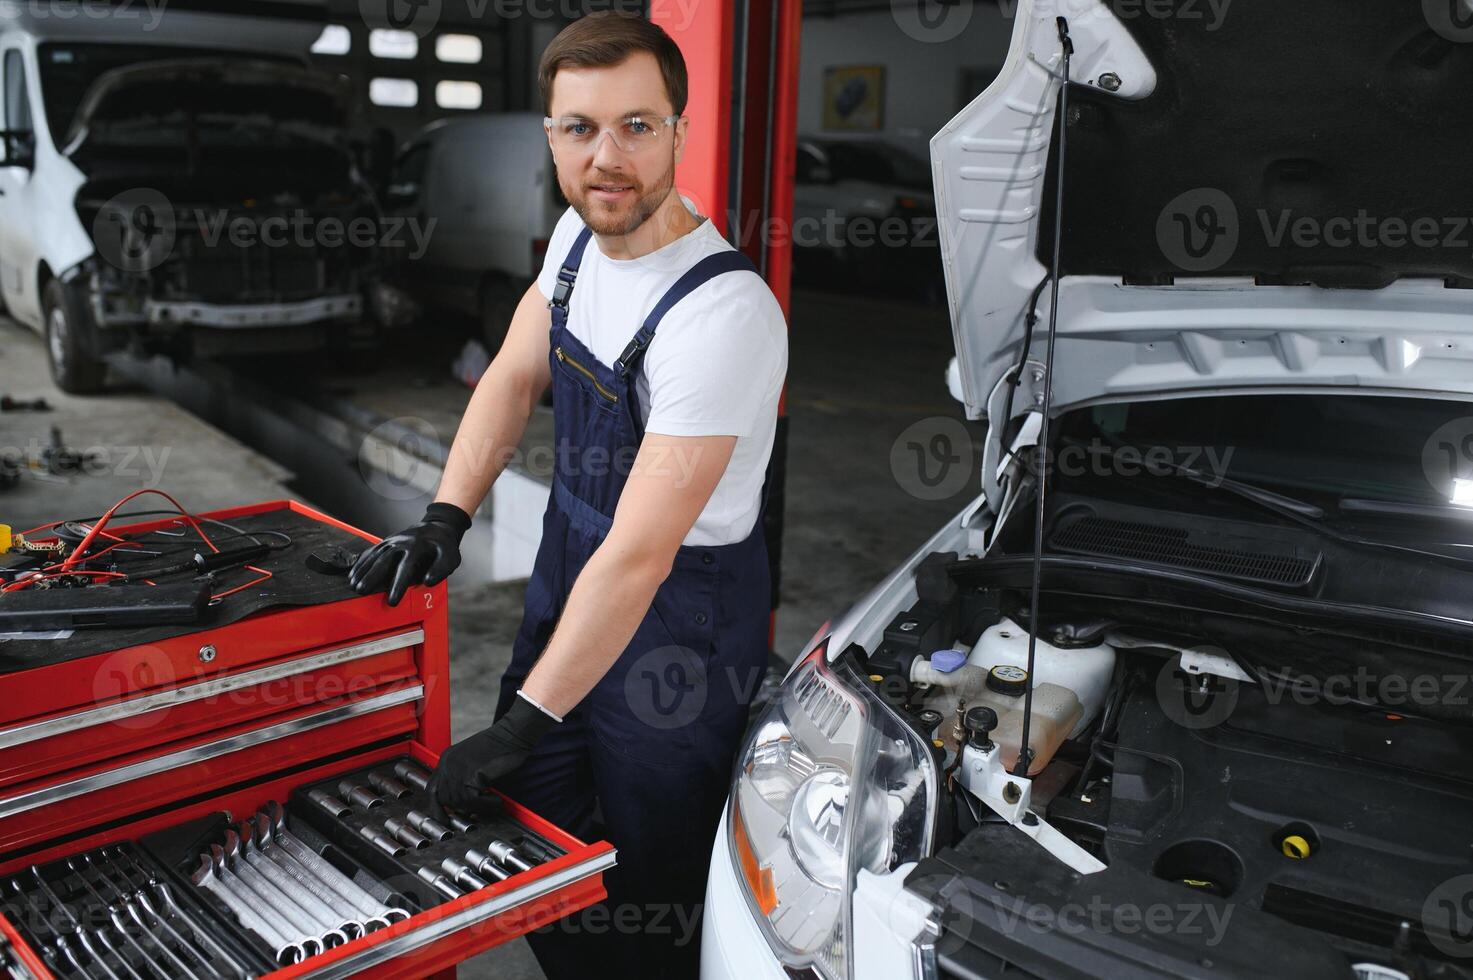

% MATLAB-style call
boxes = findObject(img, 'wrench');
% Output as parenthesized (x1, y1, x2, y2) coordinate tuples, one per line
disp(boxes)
(30, 867, 145, 980)
(106, 847, 256, 978)
(221, 836, 344, 950)
(257, 805, 395, 918)
(69, 855, 196, 980)
(189, 856, 302, 966)
(89, 852, 230, 980)
(249, 816, 391, 934)
(11, 877, 125, 980)
(258, 804, 409, 925)
(79, 854, 214, 980)
(210, 847, 320, 959)
(237, 823, 361, 940)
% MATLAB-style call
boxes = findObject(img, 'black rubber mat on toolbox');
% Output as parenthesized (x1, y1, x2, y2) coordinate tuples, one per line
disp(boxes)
(0, 509, 370, 672)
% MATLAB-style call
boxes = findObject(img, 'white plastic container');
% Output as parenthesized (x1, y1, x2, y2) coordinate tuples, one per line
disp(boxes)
(907, 616, 1113, 736)
(966, 618, 1115, 738)
(969, 679, 1082, 776)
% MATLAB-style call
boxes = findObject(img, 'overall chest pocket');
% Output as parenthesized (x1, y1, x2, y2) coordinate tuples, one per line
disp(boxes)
(554, 346, 621, 408)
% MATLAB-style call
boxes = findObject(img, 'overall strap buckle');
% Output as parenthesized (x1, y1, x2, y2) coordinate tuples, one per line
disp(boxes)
(615, 328, 656, 382)
(613, 248, 758, 382)
(549, 268, 577, 309)
(548, 226, 595, 311)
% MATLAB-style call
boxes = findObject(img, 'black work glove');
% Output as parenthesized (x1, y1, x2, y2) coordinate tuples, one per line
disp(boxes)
(348, 501, 471, 607)
(427, 694, 557, 820)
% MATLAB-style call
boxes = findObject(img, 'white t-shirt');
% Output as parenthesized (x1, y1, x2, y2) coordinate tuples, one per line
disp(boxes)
(536, 200, 788, 546)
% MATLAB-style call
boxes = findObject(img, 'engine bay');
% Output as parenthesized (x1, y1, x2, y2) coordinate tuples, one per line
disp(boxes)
(853, 518, 1473, 979)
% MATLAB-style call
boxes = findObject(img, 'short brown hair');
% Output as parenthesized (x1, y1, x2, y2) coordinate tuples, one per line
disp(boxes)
(537, 11, 688, 117)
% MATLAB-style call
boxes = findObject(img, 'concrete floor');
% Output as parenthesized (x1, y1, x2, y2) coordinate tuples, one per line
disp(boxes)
(1, 277, 982, 977)
(0, 318, 297, 532)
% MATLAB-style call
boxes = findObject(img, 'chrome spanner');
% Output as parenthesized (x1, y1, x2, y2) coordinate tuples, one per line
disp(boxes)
(216, 837, 337, 949)
(78, 854, 216, 980)
(90, 851, 232, 980)
(258, 803, 409, 925)
(249, 816, 392, 934)
(11, 877, 126, 980)
(66, 857, 190, 980)
(30, 867, 144, 980)
(190, 855, 302, 966)
(236, 825, 360, 942)
(106, 847, 256, 978)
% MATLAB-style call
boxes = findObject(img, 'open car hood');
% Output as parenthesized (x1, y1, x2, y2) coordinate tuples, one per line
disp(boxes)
(930, 0, 1473, 453)
(65, 58, 350, 153)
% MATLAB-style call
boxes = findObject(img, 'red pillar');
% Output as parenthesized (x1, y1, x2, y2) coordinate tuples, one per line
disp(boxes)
(652, 0, 801, 643)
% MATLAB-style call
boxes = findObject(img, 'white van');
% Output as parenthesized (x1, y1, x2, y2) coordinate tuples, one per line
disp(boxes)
(0, 7, 388, 392)
(385, 113, 565, 348)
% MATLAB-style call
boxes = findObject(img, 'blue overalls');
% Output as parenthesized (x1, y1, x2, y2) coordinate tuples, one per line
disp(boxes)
(493, 225, 772, 978)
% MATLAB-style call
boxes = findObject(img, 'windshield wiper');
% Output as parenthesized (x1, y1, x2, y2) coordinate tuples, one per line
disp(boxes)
(1062, 437, 1473, 568)
(1174, 462, 1325, 519)
(1060, 436, 1325, 520)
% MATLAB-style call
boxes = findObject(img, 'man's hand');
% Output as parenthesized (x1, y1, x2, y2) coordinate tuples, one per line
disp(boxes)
(426, 695, 558, 820)
(348, 502, 472, 606)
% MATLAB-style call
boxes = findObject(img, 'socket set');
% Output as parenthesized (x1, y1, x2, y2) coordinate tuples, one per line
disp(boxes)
(1, 840, 266, 979)
(290, 757, 563, 906)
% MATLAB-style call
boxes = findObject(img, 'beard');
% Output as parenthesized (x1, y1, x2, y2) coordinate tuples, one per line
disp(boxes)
(561, 150, 677, 237)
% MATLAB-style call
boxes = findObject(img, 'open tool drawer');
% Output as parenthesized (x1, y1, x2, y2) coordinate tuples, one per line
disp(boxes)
(0, 501, 615, 979)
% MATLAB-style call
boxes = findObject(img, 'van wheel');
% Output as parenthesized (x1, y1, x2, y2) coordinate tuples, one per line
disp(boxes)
(43, 280, 107, 394)
(479, 280, 517, 354)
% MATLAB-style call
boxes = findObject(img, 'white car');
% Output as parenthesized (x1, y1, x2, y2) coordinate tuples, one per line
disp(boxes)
(0, 8, 386, 393)
(705, 2, 1473, 978)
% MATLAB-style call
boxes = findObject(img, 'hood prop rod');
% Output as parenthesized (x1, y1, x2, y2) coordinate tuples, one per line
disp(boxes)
(1014, 15, 1073, 778)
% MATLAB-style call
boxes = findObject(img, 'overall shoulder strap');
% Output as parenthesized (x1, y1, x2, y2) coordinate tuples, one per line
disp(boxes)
(614, 248, 758, 382)
(548, 226, 595, 310)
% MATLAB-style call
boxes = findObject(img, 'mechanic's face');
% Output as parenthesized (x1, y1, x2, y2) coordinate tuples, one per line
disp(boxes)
(546, 52, 687, 238)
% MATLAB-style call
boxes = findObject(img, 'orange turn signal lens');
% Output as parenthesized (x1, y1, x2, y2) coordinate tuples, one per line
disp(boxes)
(732, 802, 778, 915)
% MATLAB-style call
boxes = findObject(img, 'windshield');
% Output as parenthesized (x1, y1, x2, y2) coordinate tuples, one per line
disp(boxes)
(37, 43, 300, 147)
(1059, 394, 1473, 511)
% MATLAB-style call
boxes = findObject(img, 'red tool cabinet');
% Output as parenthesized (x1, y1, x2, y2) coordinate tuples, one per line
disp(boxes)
(0, 500, 615, 979)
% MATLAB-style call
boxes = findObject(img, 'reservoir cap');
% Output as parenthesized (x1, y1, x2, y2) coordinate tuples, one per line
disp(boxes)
(930, 649, 968, 673)
(987, 664, 1029, 697)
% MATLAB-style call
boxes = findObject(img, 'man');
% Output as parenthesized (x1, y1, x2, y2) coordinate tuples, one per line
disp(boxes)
(348, 11, 787, 977)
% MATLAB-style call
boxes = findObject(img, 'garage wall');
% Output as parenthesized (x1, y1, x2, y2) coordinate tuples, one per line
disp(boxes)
(798, 4, 1014, 156)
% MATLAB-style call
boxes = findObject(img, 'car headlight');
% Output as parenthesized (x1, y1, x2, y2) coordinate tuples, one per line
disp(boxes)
(728, 640, 937, 979)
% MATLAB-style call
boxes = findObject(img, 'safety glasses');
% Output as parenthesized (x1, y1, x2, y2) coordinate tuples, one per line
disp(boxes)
(543, 113, 681, 155)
